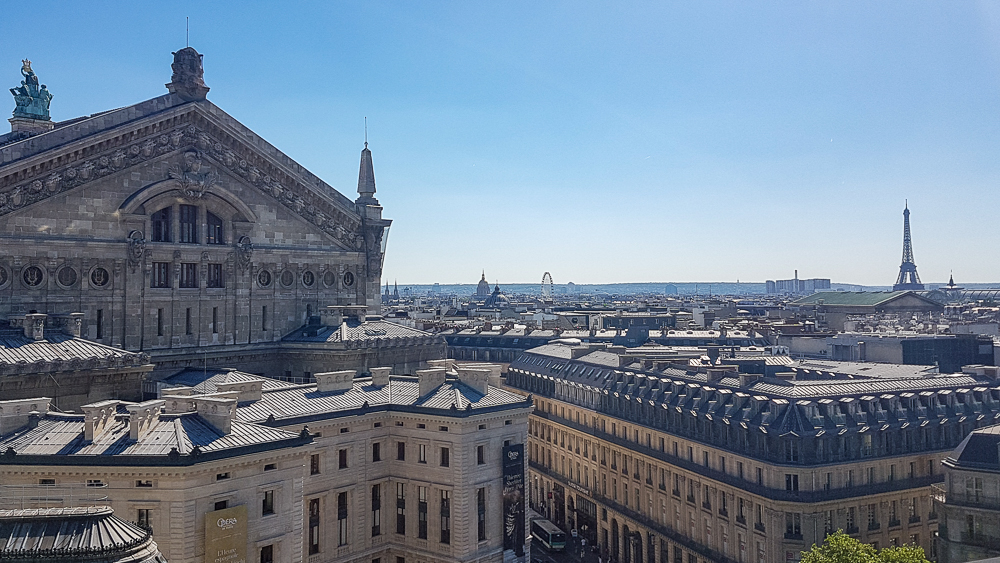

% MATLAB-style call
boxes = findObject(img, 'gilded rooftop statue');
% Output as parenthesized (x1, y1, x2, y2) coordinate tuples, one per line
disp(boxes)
(9, 59, 52, 120)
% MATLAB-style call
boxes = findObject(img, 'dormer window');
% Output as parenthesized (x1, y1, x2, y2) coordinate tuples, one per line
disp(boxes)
(151, 207, 171, 242)
(207, 212, 225, 244)
(179, 205, 198, 243)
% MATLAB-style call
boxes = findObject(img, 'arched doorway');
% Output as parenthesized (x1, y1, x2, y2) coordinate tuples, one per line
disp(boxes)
(611, 520, 620, 563)
(622, 525, 631, 563)
(634, 531, 643, 563)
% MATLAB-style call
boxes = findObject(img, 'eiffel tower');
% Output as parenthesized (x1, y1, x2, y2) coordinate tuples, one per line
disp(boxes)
(893, 202, 924, 290)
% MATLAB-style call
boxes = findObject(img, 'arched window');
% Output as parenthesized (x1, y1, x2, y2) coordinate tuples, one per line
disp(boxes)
(151, 207, 171, 242)
(179, 204, 198, 243)
(207, 211, 225, 245)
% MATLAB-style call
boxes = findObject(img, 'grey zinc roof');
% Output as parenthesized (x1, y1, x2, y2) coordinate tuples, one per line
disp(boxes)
(0, 506, 158, 562)
(0, 331, 147, 368)
(283, 319, 435, 343)
(0, 412, 300, 457)
(160, 368, 291, 394)
(236, 376, 529, 424)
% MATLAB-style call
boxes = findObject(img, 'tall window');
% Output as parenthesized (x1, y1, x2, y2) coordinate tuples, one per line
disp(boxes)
(262, 490, 274, 515)
(397, 442, 405, 461)
(418, 444, 427, 463)
(185, 307, 192, 335)
(440, 447, 450, 467)
(151, 207, 171, 242)
(207, 211, 224, 244)
(477, 487, 487, 541)
(310, 454, 320, 475)
(418, 487, 427, 539)
(440, 490, 451, 544)
(156, 308, 164, 336)
(96, 309, 104, 339)
(151, 262, 170, 288)
(207, 264, 223, 288)
(260, 545, 273, 563)
(180, 263, 198, 288)
(372, 484, 382, 537)
(338, 492, 348, 546)
(396, 483, 406, 535)
(372, 443, 381, 462)
(261, 305, 268, 331)
(212, 307, 218, 334)
(309, 498, 321, 554)
(179, 204, 198, 243)
(137, 509, 152, 531)
(339, 449, 348, 469)
(477, 445, 485, 465)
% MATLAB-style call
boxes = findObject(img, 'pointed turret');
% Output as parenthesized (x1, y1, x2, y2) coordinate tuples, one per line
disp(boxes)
(356, 142, 378, 205)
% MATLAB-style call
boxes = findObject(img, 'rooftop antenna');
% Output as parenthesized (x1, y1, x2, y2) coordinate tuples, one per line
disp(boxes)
(186, 17, 189, 47)
(365, 117, 368, 148)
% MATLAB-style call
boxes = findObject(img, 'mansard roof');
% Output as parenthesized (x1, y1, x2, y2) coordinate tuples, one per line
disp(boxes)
(0, 89, 377, 251)
(510, 342, 1000, 437)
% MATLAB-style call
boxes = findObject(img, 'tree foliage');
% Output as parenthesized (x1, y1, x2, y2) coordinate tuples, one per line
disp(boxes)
(800, 531, 930, 563)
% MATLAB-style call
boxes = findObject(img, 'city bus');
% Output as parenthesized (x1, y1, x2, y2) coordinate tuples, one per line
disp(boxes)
(531, 518, 567, 552)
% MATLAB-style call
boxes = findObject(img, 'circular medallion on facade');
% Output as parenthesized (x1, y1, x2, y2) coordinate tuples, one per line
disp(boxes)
(343, 271, 355, 287)
(257, 269, 272, 288)
(280, 270, 294, 287)
(302, 270, 315, 287)
(323, 270, 336, 287)
(22, 266, 44, 288)
(90, 267, 110, 288)
(0, 267, 8, 288)
(57, 266, 78, 287)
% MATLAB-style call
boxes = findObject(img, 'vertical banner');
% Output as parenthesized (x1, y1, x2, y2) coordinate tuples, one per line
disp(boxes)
(205, 504, 248, 563)
(503, 443, 525, 556)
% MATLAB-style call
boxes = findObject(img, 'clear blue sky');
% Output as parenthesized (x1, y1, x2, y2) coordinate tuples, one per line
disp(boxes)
(4, 2, 999, 285)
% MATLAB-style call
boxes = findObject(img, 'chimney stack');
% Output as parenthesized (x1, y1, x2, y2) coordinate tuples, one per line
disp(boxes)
(457, 367, 490, 395)
(81, 400, 121, 442)
(315, 370, 356, 393)
(24, 313, 46, 340)
(370, 367, 392, 387)
(417, 368, 447, 397)
(0, 398, 50, 436)
(126, 400, 164, 440)
(215, 380, 264, 403)
(193, 396, 237, 435)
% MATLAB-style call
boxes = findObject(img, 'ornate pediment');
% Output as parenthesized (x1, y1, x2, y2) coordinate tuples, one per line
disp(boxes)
(0, 106, 365, 251)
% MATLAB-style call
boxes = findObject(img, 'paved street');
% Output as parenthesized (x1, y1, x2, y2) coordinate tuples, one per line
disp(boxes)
(532, 536, 601, 563)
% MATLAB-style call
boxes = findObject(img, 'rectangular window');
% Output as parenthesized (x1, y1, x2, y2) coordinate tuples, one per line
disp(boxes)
(261, 305, 268, 331)
(207, 211, 225, 244)
(185, 307, 192, 335)
(260, 545, 273, 563)
(371, 484, 381, 537)
(397, 441, 406, 461)
(156, 308, 164, 336)
(310, 498, 321, 553)
(311, 454, 320, 475)
(179, 204, 198, 243)
(785, 474, 799, 492)
(262, 490, 274, 515)
(373, 442, 381, 462)
(179, 263, 198, 288)
(419, 444, 427, 463)
(337, 492, 348, 546)
(418, 486, 428, 539)
(151, 207, 171, 242)
(440, 447, 449, 467)
(215, 500, 228, 511)
(477, 487, 487, 541)
(151, 262, 170, 288)
(96, 309, 104, 339)
(207, 263, 224, 288)
(477, 445, 485, 465)
(137, 508, 152, 531)
(212, 307, 218, 334)
(440, 490, 451, 544)
(396, 483, 406, 535)
(339, 449, 348, 469)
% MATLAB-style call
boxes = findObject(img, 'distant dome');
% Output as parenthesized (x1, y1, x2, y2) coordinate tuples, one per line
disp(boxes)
(476, 272, 491, 297)
(484, 283, 511, 308)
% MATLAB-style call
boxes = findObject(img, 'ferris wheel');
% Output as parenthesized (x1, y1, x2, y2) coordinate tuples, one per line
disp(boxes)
(541, 272, 553, 299)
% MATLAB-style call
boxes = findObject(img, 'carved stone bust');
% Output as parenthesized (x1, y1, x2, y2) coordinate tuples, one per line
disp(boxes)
(166, 47, 210, 101)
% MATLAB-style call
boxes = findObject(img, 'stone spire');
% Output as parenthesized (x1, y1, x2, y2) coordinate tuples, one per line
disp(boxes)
(166, 47, 209, 101)
(357, 142, 378, 205)
(9, 59, 54, 134)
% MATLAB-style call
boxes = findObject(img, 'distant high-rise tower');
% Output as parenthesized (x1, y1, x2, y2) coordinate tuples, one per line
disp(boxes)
(893, 202, 924, 291)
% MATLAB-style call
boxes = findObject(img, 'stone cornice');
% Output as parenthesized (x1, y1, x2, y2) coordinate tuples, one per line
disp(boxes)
(0, 101, 368, 252)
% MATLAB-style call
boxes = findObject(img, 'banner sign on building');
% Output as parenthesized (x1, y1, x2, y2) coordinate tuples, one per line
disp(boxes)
(503, 443, 525, 556)
(205, 504, 247, 563)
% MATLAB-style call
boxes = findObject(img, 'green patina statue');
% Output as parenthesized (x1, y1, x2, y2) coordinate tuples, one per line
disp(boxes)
(10, 59, 53, 120)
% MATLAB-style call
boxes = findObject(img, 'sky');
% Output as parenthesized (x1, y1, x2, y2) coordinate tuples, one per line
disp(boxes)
(3, 2, 999, 285)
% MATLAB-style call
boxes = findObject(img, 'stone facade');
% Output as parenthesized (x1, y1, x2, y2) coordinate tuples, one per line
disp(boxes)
(0, 48, 451, 386)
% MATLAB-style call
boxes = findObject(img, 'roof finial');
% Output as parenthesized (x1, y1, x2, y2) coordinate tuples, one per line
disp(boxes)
(364, 117, 368, 149)
(186, 16, 189, 47)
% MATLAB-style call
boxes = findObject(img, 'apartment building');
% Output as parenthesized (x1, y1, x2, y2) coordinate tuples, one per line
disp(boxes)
(504, 343, 1000, 563)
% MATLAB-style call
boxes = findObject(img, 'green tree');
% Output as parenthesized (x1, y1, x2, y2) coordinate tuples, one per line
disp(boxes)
(800, 531, 930, 563)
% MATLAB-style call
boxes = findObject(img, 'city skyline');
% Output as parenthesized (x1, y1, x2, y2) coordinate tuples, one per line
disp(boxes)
(5, 2, 999, 285)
